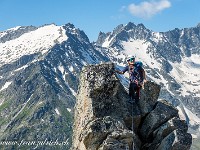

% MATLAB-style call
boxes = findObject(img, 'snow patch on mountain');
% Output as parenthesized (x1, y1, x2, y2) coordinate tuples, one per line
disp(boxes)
(67, 108, 71, 112)
(0, 81, 12, 92)
(148, 71, 168, 85)
(14, 64, 29, 72)
(177, 103, 200, 138)
(58, 65, 65, 74)
(81, 60, 87, 66)
(55, 108, 61, 116)
(0, 99, 4, 106)
(152, 32, 165, 42)
(0, 24, 68, 67)
(0, 32, 7, 38)
(7, 26, 21, 31)
(69, 66, 74, 72)
(169, 54, 200, 97)
(69, 87, 76, 96)
(185, 107, 200, 125)
(102, 36, 113, 47)
(121, 39, 162, 69)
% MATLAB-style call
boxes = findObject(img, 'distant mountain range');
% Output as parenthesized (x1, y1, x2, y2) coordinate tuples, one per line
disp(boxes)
(0, 22, 200, 149)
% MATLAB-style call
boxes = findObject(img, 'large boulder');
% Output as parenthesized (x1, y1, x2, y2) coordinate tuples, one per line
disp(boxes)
(156, 129, 192, 150)
(140, 100, 179, 139)
(148, 117, 188, 150)
(139, 81, 161, 115)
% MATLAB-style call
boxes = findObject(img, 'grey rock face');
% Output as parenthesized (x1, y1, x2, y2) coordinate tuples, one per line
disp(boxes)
(96, 32, 109, 46)
(72, 63, 192, 150)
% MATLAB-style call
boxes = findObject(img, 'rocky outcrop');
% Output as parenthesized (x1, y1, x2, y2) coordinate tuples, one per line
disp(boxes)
(72, 63, 192, 150)
(72, 63, 138, 150)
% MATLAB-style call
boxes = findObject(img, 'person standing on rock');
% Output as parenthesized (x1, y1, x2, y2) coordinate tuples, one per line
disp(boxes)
(115, 56, 146, 103)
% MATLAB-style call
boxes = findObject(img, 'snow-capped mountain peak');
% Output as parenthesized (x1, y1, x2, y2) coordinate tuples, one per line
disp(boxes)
(0, 24, 68, 66)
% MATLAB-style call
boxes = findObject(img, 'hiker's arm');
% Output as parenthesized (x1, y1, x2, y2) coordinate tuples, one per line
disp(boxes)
(139, 68, 147, 89)
(115, 66, 128, 74)
(115, 70, 124, 74)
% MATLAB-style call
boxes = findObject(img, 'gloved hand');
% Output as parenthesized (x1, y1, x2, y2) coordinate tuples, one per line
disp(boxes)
(142, 79, 148, 89)
(140, 81, 145, 89)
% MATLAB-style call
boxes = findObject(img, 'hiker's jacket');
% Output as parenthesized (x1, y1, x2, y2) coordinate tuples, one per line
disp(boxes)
(122, 63, 144, 84)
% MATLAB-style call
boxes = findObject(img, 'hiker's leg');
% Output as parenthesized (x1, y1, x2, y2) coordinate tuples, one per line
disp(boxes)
(135, 86, 140, 104)
(128, 83, 138, 104)
(129, 83, 135, 133)
(129, 83, 134, 102)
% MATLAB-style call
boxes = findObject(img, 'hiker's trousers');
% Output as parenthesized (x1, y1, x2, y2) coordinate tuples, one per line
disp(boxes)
(129, 82, 140, 103)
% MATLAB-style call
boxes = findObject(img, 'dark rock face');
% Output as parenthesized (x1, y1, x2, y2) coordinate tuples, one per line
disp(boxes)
(72, 63, 192, 150)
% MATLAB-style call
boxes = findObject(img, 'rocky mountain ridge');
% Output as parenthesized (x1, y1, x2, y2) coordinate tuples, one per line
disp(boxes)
(72, 63, 192, 150)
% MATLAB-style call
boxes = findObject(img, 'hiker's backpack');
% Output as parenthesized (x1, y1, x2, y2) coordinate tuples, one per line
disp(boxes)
(135, 61, 143, 68)
(128, 61, 144, 84)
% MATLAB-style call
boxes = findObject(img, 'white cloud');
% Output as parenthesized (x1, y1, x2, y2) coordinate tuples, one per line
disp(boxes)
(128, 0, 171, 19)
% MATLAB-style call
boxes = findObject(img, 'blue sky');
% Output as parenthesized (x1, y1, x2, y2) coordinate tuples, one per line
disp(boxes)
(0, 0, 200, 41)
